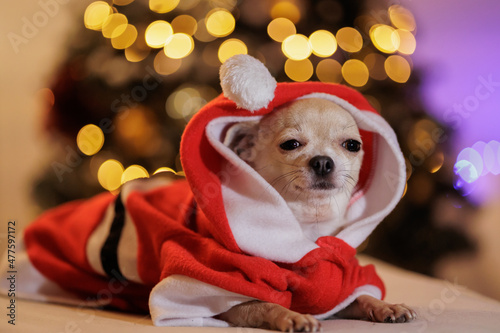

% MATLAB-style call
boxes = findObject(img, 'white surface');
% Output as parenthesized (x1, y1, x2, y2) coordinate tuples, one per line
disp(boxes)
(2, 255, 500, 332)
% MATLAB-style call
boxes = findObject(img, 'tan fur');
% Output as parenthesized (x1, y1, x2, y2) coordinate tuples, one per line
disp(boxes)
(222, 98, 416, 331)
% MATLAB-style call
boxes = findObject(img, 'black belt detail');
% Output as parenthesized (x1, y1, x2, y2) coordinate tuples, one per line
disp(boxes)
(100, 193, 127, 282)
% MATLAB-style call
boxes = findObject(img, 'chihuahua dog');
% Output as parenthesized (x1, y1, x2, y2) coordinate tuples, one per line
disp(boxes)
(220, 98, 416, 332)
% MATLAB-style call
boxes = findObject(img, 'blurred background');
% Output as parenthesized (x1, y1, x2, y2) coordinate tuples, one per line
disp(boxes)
(1, 0, 499, 301)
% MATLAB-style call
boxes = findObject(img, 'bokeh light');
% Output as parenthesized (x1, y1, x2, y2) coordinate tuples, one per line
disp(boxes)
(154, 50, 182, 75)
(284, 59, 313, 82)
(111, 24, 137, 49)
(164, 33, 194, 59)
(149, 0, 179, 14)
(218, 38, 248, 63)
(270, 1, 301, 24)
(455, 141, 500, 185)
(388, 5, 416, 31)
(194, 19, 217, 42)
(101, 13, 128, 38)
(370, 24, 400, 53)
(316, 59, 342, 83)
(166, 86, 207, 120)
(84, 1, 112, 31)
(98, 159, 124, 191)
(267, 17, 296, 42)
(309, 30, 337, 57)
(113, 0, 135, 5)
(384, 55, 411, 83)
(336, 27, 363, 53)
(171, 15, 198, 36)
(206, 9, 235, 37)
(364, 53, 387, 80)
(145, 20, 173, 48)
(396, 29, 416, 55)
(282, 34, 311, 60)
(341, 59, 369, 87)
(121, 164, 149, 184)
(77, 124, 105, 156)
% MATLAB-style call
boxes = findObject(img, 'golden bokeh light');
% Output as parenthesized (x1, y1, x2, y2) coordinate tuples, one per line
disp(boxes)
(194, 19, 217, 42)
(309, 30, 337, 57)
(166, 86, 204, 119)
(84, 1, 112, 31)
(149, 0, 179, 13)
(282, 34, 311, 60)
(316, 59, 342, 83)
(145, 20, 173, 48)
(364, 53, 387, 80)
(153, 167, 177, 175)
(206, 9, 235, 38)
(370, 24, 400, 53)
(336, 27, 363, 53)
(125, 45, 150, 63)
(171, 15, 198, 36)
(267, 17, 296, 42)
(121, 164, 149, 184)
(284, 59, 313, 82)
(177, 0, 200, 10)
(101, 13, 128, 38)
(389, 5, 416, 31)
(98, 159, 124, 191)
(164, 33, 194, 59)
(154, 50, 182, 75)
(113, 0, 134, 5)
(111, 24, 137, 49)
(341, 59, 369, 87)
(77, 124, 105, 156)
(385, 55, 411, 83)
(396, 29, 416, 55)
(270, 1, 301, 24)
(218, 38, 248, 63)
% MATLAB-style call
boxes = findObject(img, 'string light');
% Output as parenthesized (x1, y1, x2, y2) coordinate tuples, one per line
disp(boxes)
(145, 20, 173, 48)
(336, 27, 363, 53)
(77, 124, 105, 156)
(218, 38, 248, 63)
(171, 15, 198, 36)
(284, 59, 313, 82)
(270, 1, 301, 24)
(164, 33, 194, 59)
(309, 30, 337, 57)
(205, 9, 235, 37)
(384, 55, 411, 83)
(341, 59, 369, 87)
(121, 165, 149, 184)
(84, 1, 112, 31)
(370, 24, 400, 54)
(267, 17, 296, 42)
(98, 159, 124, 191)
(282, 34, 311, 60)
(149, 0, 179, 14)
(316, 59, 342, 83)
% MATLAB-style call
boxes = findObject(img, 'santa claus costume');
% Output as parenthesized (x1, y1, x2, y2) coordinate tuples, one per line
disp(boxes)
(1, 55, 406, 327)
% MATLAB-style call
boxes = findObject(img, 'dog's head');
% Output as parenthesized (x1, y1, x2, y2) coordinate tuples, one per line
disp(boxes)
(224, 98, 364, 231)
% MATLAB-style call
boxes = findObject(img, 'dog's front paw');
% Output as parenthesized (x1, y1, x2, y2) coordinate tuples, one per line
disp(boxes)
(357, 295, 417, 323)
(268, 307, 321, 332)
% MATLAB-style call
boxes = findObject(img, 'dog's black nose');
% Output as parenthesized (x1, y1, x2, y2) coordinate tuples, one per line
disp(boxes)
(309, 156, 334, 176)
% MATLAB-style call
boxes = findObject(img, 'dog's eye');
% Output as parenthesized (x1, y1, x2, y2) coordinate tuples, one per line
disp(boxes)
(342, 139, 361, 152)
(280, 139, 301, 151)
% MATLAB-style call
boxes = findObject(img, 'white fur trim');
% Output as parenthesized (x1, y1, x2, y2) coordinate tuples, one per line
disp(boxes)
(220, 54, 277, 112)
(150, 275, 254, 327)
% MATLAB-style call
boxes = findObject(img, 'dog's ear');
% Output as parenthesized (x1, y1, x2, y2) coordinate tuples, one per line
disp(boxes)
(223, 121, 259, 162)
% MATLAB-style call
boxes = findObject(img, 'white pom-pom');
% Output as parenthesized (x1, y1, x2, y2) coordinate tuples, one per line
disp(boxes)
(220, 54, 277, 112)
